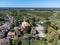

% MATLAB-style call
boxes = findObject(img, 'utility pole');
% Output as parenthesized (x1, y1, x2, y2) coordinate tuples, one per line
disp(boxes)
(29, 37, 31, 45)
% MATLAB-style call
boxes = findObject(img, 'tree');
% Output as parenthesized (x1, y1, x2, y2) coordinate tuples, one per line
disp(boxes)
(29, 19, 34, 26)
(7, 39, 22, 45)
(7, 39, 13, 45)
(24, 26, 31, 34)
(12, 39, 21, 45)
(28, 17, 35, 27)
(7, 41, 11, 45)
(46, 26, 58, 45)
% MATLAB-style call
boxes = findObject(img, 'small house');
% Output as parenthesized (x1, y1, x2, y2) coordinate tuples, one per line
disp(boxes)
(21, 21, 30, 28)
(0, 30, 5, 38)
(14, 26, 21, 37)
(7, 31, 16, 39)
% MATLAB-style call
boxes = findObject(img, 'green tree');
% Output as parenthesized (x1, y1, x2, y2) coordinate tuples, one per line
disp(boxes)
(7, 41, 11, 45)
(12, 39, 20, 45)
(24, 26, 31, 34)
(46, 26, 58, 45)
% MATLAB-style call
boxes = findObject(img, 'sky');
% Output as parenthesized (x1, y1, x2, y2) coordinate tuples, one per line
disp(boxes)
(0, 0, 60, 8)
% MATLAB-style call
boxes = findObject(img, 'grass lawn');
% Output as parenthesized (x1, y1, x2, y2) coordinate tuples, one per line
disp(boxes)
(21, 39, 47, 45)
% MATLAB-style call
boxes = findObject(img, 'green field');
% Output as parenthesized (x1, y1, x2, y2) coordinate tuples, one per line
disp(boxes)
(21, 39, 47, 45)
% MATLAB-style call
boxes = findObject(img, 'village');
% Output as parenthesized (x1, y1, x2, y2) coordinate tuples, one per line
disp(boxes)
(0, 8, 60, 45)
(0, 0, 60, 45)
(0, 14, 47, 45)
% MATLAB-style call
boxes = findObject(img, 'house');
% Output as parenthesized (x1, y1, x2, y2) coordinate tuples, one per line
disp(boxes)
(0, 21, 4, 26)
(34, 24, 46, 37)
(21, 21, 30, 28)
(31, 27, 36, 35)
(0, 30, 5, 38)
(14, 26, 21, 37)
(23, 34, 35, 40)
(7, 31, 16, 39)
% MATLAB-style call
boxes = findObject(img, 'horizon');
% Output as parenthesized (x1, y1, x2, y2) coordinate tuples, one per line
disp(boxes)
(0, 0, 60, 8)
(0, 7, 60, 8)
